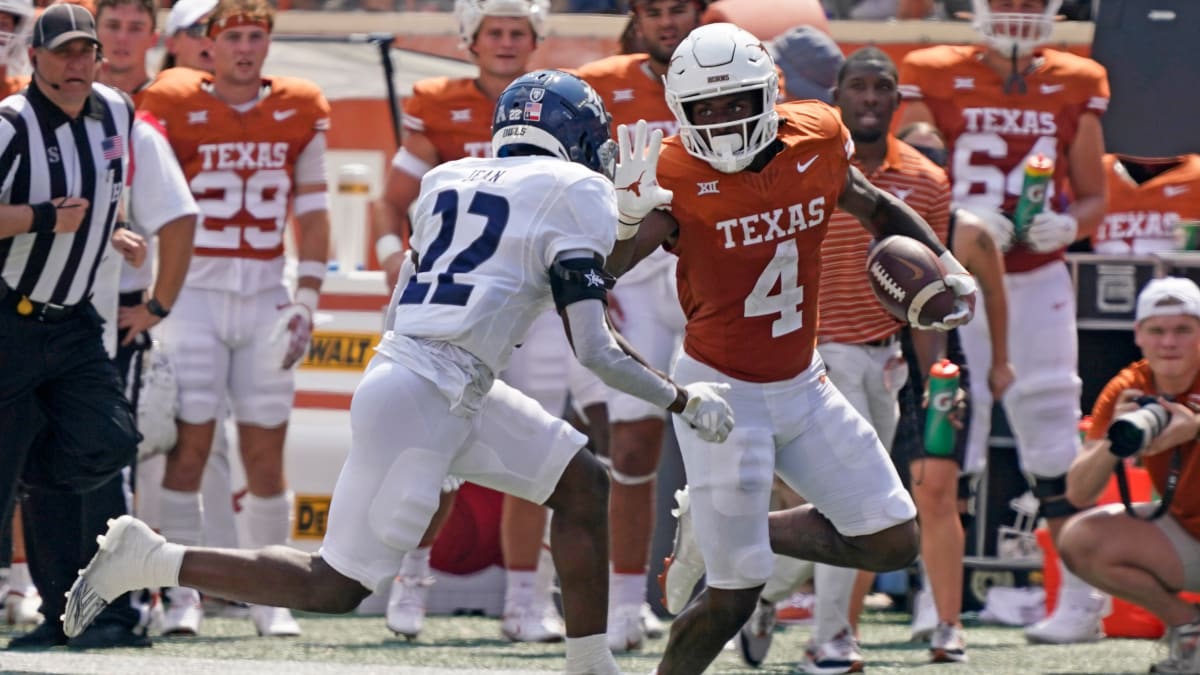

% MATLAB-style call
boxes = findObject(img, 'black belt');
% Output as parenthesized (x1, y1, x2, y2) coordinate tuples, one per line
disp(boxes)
(0, 284, 84, 323)
(860, 333, 900, 348)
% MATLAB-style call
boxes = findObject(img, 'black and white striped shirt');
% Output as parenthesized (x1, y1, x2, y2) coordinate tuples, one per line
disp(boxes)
(0, 81, 133, 306)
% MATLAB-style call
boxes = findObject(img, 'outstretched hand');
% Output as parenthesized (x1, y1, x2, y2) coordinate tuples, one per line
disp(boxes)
(613, 120, 673, 238)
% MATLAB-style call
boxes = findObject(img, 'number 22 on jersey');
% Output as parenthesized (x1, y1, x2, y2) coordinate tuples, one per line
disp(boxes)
(400, 188, 509, 307)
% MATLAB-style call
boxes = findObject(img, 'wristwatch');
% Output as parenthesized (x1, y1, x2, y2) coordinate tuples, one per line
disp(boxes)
(146, 298, 170, 319)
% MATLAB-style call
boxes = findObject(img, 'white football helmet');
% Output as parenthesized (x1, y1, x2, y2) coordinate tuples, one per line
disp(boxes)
(971, 0, 1063, 57)
(0, 0, 33, 69)
(665, 23, 779, 174)
(454, 0, 549, 49)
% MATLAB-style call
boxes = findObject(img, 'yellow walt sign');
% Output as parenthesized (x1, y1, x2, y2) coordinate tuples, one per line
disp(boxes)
(293, 494, 332, 540)
(303, 331, 380, 370)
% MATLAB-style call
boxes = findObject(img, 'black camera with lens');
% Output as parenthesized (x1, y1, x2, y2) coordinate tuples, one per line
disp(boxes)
(1107, 396, 1172, 458)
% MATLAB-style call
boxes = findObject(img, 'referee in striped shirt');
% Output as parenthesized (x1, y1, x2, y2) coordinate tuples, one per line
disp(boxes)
(0, 4, 143, 648)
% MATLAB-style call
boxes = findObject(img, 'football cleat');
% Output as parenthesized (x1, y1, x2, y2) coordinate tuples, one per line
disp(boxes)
(387, 574, 434, 640)
(161, 587, 203, 636)
(640, 602, 665, 639)
(64, 516, 168, 638)
(909, 587, 937, 642)
(658, 487, 704, 615)
(799, 629, 866, 675)
(606, 603, 645, 653)
(5, 587, 42, 626)
(1024, 596, 1105, 644)
(501, 603, 565, 643)
(930, 622, 968, 663)
(250, 605, 301, 637)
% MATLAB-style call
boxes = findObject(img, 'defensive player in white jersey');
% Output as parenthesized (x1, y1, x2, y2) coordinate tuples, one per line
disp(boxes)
(64, 70, 735, 675)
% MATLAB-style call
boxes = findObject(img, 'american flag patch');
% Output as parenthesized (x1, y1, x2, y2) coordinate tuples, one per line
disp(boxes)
(524, 101, 542, 122)
(102, 135, 123, 160)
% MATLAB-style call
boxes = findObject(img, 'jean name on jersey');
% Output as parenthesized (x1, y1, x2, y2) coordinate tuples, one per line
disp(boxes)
(198, 142, 290, 171)
(1098, 211, 1181, 241)
(465, 168, 507, 183)
(962, 108, 1057, 136)
(715, 198, 826, 249)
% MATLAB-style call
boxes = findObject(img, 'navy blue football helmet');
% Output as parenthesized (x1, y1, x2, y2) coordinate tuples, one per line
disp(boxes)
(492, 69, 617, 179)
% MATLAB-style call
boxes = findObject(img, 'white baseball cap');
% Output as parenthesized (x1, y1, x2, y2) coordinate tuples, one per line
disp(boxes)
(1136, 276, 1200, 323)
(166, 0, 218, 36)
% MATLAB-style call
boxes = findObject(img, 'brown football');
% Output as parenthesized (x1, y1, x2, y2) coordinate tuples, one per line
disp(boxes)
(865, 235, 958, 326)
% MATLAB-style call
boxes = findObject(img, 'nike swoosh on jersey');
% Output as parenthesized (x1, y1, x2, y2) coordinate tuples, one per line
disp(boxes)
(796, 155, 819, 173)
(274, 109, 297, 121)
(1165, 185, 1190, 197)
(1039, 84, 1065, 94)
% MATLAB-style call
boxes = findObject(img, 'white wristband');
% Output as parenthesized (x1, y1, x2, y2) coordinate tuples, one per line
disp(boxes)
(616, 221, 640, 241)
(375, 233, 404, 262)
(939, 250, 969, 276)
(297, 259, 327, 282)
(293, 190, 330, 215)
(294, 287, 319, 313)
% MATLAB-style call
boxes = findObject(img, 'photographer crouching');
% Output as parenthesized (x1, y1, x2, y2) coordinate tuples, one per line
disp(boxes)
(1059, 276, 1200, 674)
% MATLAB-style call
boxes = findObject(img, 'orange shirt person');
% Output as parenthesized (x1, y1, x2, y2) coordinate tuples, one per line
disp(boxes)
(1092, 154, 1200, 255)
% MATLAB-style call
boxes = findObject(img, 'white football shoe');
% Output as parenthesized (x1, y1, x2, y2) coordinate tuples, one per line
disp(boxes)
(910, 587, 937, 642)
(501, 603, 565, 643)
(640, 602, 665, 639)
(251, 605, 301, 637)
(1024, 594, 1105, 644)
(737, 598, 777, 667)
(386, 574, 434, 640)
(5, 587, 42, 626)
(607, 603, 645, 653)
(658, 487, 704, 615)
(64, 516, 173, 638)
(799, 629, 865, 675)
(930, 622, 968, 663)
(162, 587, 204, 636)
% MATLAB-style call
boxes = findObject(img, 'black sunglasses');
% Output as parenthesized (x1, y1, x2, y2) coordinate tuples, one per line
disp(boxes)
(178, 22, 208, 38)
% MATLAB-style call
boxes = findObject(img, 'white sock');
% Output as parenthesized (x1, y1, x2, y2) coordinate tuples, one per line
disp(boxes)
(400, 547, 432, 579)
(1059, 560, 1105, 605)
(505, 569, 537, 613)
(8, 561, 32, 593)
(242, 491, 292, 548)
(534, 547, 558, 609)
(612, 571, 645, 610)
(148, 542, 186, 590)
(564, 633, 620, 675)
(813, 562, 856, 643)
(763, 555, 814, 604)
(160, 487, 204, 547)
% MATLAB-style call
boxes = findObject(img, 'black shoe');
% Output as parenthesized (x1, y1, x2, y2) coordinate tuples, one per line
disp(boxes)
(67, 622, 152, 649)
(7, 621, 68, 649)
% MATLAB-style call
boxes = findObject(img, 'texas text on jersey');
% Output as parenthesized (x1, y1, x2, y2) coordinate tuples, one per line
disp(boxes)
(1093, 154, 1200, 255)
(899, 44, 1109, 273)
(138, 67, 330, 292)
(657, 101, 854, 383)
(402, 77, 498, 162)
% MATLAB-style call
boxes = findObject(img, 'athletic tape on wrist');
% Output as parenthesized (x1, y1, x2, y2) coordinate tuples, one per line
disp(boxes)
(375, 233, 403, 262)
(297, 260, 327, 282)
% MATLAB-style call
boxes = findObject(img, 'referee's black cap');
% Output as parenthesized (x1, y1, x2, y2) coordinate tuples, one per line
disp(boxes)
(32, 4, 100, 51)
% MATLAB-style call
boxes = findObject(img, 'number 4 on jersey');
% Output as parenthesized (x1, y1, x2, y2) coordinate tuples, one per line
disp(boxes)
(744, 239, 804, 337)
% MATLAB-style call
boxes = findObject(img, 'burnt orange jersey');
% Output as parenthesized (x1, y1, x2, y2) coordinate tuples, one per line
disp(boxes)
(0, 75, 28, 99)
(573, 54, 677, 135)
(1086, 361, 1200, 540)
(899, 45, 1109, 273)
(660, 101, 854, 383)
(1093, 154, 1200, 255)
(402, 77, 495, 162)
(820, 138, 951, 344)
(139, 68, 331, 261)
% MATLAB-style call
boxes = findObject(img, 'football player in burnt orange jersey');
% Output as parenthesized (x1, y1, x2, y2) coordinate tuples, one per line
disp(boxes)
(608, 24, 976, 675)
(137, 0, 331, 639)
(1092, 154, 1200, 256)
(896, 0, 1111, 645)
(572, 0, 703, 653)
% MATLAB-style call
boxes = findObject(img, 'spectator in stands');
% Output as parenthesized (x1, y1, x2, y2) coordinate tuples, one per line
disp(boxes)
(1060, 276, 1200, 674)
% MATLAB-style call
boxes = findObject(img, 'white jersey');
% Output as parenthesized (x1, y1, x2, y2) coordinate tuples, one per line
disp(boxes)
(390, 156, 617, 374)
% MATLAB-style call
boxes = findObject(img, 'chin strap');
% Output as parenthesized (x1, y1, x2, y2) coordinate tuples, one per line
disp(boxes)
(1004, 45, 1027, 95)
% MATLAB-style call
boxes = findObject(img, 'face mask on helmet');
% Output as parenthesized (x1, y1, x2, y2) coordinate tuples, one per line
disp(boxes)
(454, 0, 549, 50)
(971, 0, 1062, 57)
(665, 23, 779, 174)
(0, 0, 33, 69)
(491, 69, 618, 179)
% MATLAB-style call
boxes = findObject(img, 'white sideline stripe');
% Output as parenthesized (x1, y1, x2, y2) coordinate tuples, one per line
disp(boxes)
(0, 653, 547, 674)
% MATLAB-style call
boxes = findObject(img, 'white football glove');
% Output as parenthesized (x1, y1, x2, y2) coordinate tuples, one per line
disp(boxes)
(613, 120, 673, 239)
(1025, 211, 1079, 253)
(959, 205, 1015, 252)
(269, 288, 317, 370)
(678, 381, 735, 443)
(918, 252, 977, 331)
